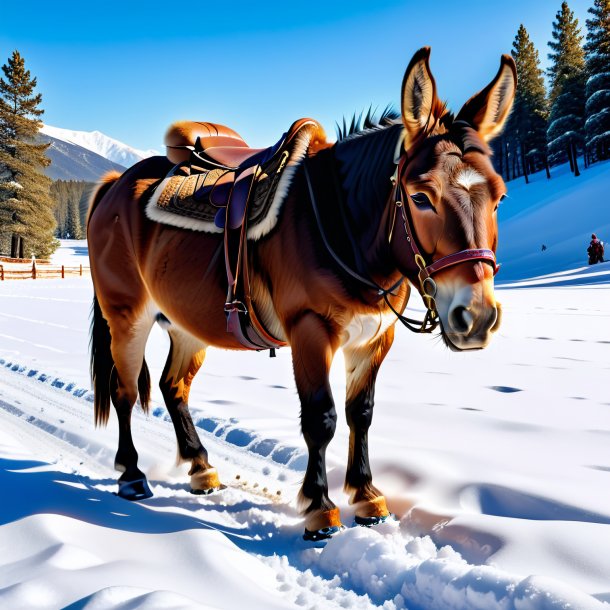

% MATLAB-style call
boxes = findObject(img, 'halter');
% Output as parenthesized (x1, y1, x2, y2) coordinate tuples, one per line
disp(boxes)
(303, 149, 500, 334)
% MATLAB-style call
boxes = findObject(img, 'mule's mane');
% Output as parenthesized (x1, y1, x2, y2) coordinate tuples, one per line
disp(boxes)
(335, 105, 400, 142)
(333, 122, 403, 239)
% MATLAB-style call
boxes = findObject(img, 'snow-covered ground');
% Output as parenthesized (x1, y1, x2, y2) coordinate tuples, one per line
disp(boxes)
(1, 161, 609, 609)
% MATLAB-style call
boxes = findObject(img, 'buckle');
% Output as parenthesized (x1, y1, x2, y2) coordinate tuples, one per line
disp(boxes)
(224, 300, 248, 314)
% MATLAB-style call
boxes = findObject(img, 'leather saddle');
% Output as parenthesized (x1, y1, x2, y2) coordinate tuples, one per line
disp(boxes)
(161, 118, 317, 230)
(157, 118, 323, 353)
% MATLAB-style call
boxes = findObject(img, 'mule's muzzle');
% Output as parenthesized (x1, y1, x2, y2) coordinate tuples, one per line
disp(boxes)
(443, 302, 499, 351)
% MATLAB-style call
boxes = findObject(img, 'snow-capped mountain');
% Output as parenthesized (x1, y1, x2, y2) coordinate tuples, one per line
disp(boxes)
(39, 133, 127, 182)
(40, 124, 158, 169)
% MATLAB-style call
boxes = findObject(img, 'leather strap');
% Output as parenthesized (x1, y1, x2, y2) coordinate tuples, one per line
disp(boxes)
(223, 164, 287, 351)
(394, 155, 499, 282)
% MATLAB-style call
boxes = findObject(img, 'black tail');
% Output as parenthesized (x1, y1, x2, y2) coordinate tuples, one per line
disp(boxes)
(90, 293, 114, 427)
(138, 359, 151, 413)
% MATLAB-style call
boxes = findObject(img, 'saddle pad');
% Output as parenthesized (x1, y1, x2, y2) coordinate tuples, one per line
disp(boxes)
(146, 121, 320, 240)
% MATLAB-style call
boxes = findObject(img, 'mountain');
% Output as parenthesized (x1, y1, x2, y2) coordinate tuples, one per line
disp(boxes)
(40, 124, 158, 169)
(39, 133, 128, 182)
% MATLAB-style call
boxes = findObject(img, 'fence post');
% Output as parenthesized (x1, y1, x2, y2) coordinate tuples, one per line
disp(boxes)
(62, 265, 65, 279)
(32, 261, 36, 280)
(80, 264, 83, 276)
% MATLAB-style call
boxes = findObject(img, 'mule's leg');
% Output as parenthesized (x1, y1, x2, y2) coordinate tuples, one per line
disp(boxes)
(343, 326, 395, 524)
(160, 328, 220, 494)
(108, 305, 156, 500)
(290, 313, 341, 537)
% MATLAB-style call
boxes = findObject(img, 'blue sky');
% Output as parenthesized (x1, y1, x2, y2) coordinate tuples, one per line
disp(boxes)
(0, 0, 592, 152)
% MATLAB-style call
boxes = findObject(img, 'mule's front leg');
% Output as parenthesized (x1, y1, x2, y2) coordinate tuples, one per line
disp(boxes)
(344, 327, 395, 525)
(290, 313, 342, 539)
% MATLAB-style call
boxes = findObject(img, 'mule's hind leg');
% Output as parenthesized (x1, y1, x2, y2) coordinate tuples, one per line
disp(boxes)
(108, 305, 156, 500)
(343, 326, 395, 524)
(159, 327, 221, 494)
(290, 313, 341, 538)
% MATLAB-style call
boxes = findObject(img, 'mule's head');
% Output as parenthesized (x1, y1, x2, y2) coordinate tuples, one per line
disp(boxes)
(396, 47, 516, 351)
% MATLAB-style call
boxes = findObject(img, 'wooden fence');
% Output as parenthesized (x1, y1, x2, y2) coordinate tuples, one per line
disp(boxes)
(0, 262, 90, 280)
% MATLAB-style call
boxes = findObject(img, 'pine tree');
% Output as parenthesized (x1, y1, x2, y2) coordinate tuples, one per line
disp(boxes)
(584, 0, 610, 162)
(65, 196, 82, 239)
(0, 50, 56, 257)
(50, 179, 89, 238)
(546, 2, 587, 170)
(506, 25, 550, 182)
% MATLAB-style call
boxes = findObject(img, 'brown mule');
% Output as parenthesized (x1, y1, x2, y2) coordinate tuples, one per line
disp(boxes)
(88, 47, 516, 539)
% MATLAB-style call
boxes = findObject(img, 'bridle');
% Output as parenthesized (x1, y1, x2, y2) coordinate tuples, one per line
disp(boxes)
(387, 154, 500, 332)
(303, 146, 500, 334)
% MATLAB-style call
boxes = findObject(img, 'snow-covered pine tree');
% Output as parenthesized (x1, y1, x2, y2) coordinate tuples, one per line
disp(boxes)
(506, 25, 550, 182)
(547, 2, 587, 172)
(0, 51, 56, 258)
(584, 0, 610, 162)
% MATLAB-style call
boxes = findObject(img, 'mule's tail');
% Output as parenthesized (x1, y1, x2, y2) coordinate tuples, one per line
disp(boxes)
(90, 294, 114, 427)
(88, 171, 151, 426)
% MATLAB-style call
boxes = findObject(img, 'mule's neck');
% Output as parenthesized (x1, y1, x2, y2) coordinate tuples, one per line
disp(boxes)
(331, 123, 404, 280)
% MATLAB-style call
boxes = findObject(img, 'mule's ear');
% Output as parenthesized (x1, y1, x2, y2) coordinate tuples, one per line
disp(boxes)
(401, 47, 438, 149)
(456, 55, 517, 141)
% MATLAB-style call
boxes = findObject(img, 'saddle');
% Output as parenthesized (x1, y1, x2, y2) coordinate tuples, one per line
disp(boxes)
(148, 118, 325, 352)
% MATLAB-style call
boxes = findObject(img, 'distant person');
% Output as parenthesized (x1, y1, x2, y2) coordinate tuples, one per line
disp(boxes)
(587, 233, 605, 265)
(541, 244, 547, 252)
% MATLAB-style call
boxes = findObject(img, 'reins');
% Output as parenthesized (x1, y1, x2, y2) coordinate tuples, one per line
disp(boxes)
(303, 160, 435, 334)
(303, 146, 500, 335)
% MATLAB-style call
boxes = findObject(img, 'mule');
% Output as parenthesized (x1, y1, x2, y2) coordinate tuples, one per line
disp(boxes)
(88, 47, 516, 539)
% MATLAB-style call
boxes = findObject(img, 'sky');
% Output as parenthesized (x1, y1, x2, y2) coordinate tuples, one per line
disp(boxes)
(0, 0, 593, 152)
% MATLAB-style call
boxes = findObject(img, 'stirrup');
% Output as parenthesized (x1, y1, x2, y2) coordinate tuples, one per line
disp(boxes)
(303, 524, 345, 542)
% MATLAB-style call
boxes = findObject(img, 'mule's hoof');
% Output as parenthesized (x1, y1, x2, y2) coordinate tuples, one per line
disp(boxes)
(353, 495, 393, 527)
(190, 467, 224, 495)
(303, 525, 344, 542)
(190, 484, 226, 496)
(353, 513, 396, 527)
(117, 477, 153, 501)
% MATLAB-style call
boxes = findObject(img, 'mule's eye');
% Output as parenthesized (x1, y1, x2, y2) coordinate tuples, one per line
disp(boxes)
(411, 192, 436, 212)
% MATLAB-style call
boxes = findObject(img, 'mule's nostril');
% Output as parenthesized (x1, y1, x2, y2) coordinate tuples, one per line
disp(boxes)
(449, 306, 474, 334)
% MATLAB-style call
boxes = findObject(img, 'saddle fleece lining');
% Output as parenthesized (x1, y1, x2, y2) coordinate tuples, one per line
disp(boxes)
(145, 126, 316, 241)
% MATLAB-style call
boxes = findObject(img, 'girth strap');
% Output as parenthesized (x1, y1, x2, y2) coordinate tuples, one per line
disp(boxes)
(223, 164, 287, 352)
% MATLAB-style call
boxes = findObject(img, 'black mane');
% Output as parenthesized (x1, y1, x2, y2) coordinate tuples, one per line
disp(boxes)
(335, 105, 400, 141)
(333, 122, 404, 242)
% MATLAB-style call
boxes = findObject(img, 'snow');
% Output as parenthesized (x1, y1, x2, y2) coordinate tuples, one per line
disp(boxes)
(497, 158, 610, 279)
(1, 159, 610, 609)
(40, 124, 158, 168)
(585, 108, 610, 129)
(586, 72, 610, 89)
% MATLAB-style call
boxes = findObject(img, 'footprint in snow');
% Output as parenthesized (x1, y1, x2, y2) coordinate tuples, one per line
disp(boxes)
(488, 386, 522, 393)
